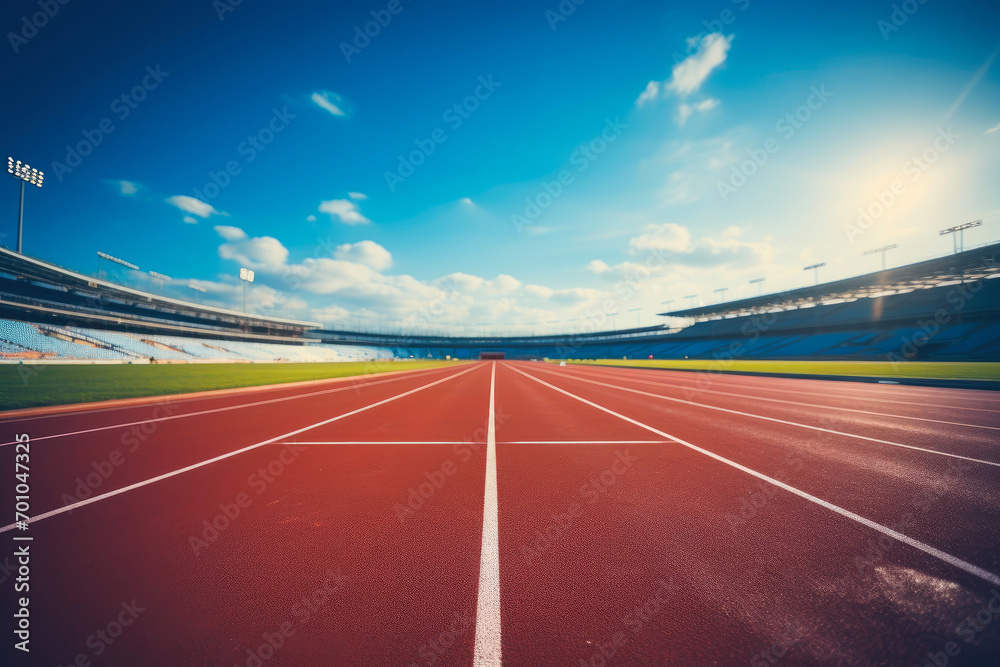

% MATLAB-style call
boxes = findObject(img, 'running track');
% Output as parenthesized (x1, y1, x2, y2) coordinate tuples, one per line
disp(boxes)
(1, 361, 999, 666)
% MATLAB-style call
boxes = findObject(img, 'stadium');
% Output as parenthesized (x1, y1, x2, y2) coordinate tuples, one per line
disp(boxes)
(3, 2, 1000, 666)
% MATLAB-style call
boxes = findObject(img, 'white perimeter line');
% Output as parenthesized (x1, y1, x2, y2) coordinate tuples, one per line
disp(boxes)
(510, 365, 1000, 588)
(0, 364, 480, 534)
(561, 366, 1000, 431)
(529, 365, 1000, 469)
(473, 361, 502, 666)
(0, 365, 457, 448)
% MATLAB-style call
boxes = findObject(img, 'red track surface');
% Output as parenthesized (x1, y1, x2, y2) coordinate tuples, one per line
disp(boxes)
(2, 361, 999, 666)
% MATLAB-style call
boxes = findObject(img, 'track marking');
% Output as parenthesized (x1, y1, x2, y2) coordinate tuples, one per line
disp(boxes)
(0, 365, 461, 448)
(473, 362, 502, 666)
(510, 365, 1000, 588)
(282, 441, 475, 445)
(569, 364, 1000, 413)
(554, 365, 1000, 431)
(0, 363, 481, 533)
(498, 440, 671, 444)
(528, 364, 1000, 468)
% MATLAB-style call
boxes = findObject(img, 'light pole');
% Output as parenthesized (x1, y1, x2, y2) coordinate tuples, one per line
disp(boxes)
(608, 312, 618, 329)
(7, 157, 44, 253)
(239, 267, 254, 313)
(713, 287, 729, 303)
(685, 294, 697, 308)
(939, 220, 981, 254)
(863, 244, 898, 271)
(188, 284, 207, 304)
(628, 307, 641, 327)
(149, 270, 171, 296)
(803, 262, 825, 286)
(97, 251, 139, 284)
(750, 277, 765, 296)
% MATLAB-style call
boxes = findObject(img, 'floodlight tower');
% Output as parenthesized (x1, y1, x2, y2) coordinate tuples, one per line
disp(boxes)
(803, 262, 825, 285)
(685, 294, 697, 308)
(239, 267, 254, 313)
(713, 287, 729, 303)
(863, 244, 898, 271)
(939, 220, 981, 254)
(7, 157, 44, 253)
(749, 277, 765, 296)
(628, 307, 641, 327)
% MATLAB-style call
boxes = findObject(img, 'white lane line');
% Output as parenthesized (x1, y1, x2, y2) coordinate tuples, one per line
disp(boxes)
(510, 365, 1000, 588)
(0, 365, 460, 448)
(498, 440, 671, 444)
(569, 365, 1000, 413)
(555, 366, 1000, 431)
(529, 365, 1000, 468)
(473, 361, 502, 666)
(0, 364, 481, 534)
(282, 441, 474, 445)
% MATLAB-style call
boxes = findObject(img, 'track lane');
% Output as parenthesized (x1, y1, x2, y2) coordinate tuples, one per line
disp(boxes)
(507, 362, 1000, 572)
(1, 363, 492, 666)
(495, 362, 1000, 665)
(498, 362, 996, 665)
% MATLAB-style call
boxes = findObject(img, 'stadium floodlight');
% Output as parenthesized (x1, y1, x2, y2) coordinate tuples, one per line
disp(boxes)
(148, 270, 171, 296)
(607, 311, 619, 329)
(863, 244, 898, 271)
(713, 287, 729, 303)
(939, 220, 981, 254)
(7, 157, 44, 254)
(684, 294, 697, 308)
(749, 277, 765, 296)
(803, 262, 825, 285)
(239, 267, 254, 313)
(628, 306, 641, 327)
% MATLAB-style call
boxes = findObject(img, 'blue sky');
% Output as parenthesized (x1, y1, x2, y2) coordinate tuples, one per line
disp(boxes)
(1, 0, 998, 332)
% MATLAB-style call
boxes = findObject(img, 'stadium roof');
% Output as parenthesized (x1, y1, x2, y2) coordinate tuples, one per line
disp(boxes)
(659, 242, 1000, 321)
(0, 246, 320, 329)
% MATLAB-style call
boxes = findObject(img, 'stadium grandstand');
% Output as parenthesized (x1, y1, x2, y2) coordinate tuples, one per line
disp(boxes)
(310, 242, 1000, 361)
(0, 246, 386, 363)
(2, 242, 998, 363)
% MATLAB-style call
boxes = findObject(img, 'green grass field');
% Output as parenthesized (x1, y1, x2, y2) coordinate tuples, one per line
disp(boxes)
(557, 359, 1000, 381)
(0, 360, 461, 411)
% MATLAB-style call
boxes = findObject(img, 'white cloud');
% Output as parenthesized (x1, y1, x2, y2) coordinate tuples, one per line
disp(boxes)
(636, 33, 732, 106)
(119, 180, 138, 195)
(985, 122, 1000, 135)
(167, 195, 226, 219)
(306, 214, 317, 222)
(214, 225, 248, 241)
(215, 226, 289, 271)
(636, 80, 661, 106)
(348, 192, 367, 200)
(678, 97, 719, 125)
(182, 216, 198, 224)
(311, 91, 346, 116)
(460, 197, 475, 206)
(333, 240, 393, 271)
(319, 198, 371, 225)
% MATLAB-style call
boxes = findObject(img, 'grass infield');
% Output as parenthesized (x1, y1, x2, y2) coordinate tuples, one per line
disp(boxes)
(0, 360, 460, 411)
(557, 359, 1000, 381)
